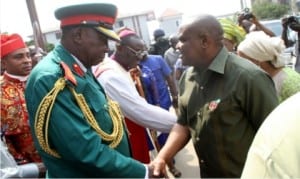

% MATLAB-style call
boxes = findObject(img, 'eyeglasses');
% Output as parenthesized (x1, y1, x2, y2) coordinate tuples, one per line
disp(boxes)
(125, 46, 148, 59)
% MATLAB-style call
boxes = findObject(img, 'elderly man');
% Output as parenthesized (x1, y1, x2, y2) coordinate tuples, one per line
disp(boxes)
(150, 14, 278, 178)
(93, 28, 176, 164)
(25, 3, 153, 178)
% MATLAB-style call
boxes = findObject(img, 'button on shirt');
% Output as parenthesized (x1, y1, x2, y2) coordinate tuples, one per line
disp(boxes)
(177, 47, 279, 177)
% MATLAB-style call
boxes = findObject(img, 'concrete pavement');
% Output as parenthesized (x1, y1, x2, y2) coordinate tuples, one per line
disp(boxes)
(169, 139, 200, 178)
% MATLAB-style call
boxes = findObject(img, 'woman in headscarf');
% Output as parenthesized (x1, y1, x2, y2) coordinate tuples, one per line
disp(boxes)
(219, 18, 246, 52)
(237, 31, 300, 102)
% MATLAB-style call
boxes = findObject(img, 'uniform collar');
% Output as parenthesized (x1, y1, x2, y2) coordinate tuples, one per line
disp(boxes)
(71, 54, 87, 73)
(54, 44, 88, 77)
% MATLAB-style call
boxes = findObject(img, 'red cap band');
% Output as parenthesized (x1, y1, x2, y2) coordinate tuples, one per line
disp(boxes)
(60, 14, 115, 27)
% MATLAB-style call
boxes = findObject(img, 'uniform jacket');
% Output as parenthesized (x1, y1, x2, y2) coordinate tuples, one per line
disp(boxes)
(25, 44, 146, 178)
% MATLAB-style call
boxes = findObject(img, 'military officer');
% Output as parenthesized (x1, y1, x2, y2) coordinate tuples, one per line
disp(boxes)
(25, 3, 152, 178)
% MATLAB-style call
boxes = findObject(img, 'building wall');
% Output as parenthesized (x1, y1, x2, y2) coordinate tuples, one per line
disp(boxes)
(159, 16, 182, 38)
(44, 30, 61, 45)
(115, 14, 151, 46)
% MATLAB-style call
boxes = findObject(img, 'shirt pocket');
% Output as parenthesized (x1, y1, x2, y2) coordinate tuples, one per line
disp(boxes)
(208, 98, 241, 126)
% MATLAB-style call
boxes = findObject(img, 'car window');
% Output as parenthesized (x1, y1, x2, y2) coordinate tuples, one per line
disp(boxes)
(261, 20, 282, 37)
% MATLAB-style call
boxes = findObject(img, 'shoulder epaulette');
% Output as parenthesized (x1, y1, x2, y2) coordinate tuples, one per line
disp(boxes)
(60, 61, 77, 86)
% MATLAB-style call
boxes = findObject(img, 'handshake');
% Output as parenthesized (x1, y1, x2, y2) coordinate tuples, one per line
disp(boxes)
(147, 157, 169, 178)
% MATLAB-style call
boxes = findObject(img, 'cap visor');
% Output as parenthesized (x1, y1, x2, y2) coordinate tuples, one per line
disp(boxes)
(95, 26, 120, 42)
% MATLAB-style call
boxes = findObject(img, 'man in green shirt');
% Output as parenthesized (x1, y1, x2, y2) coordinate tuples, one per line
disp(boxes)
(150, 14, 279, 178)
(25, 3, 151, 178)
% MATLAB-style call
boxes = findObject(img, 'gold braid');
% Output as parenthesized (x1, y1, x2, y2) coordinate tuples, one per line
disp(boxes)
(68, 87, 124, 148)
(35, 77, 124, 158)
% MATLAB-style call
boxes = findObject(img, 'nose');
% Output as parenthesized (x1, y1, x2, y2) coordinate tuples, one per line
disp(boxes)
(24, 55, 32, 63)
(176, 41, 182, 49)
(176, 41, 183, 52)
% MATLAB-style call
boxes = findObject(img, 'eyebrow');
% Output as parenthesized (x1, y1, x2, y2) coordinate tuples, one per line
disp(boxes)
(9, 51, 30, 58)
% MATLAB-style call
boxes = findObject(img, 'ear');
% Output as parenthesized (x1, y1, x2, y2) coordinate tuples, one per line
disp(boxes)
(71, 27, 84, 44)
(199, 34, 209, 48)
(117, 44, 128, 54)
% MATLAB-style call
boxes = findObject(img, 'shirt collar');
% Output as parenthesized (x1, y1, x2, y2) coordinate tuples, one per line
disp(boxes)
(207, 46, 228, 75)
(188, 46, 229, 80)
(4, 72, 28, 82)
(71, 54, 87, 73)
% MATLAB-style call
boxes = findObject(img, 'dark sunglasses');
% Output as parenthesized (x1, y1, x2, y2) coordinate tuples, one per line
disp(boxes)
(125, 46, 148, 59)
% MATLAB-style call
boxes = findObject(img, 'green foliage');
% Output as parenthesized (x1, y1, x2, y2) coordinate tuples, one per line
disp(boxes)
(46, 43, 54, 52)
(252, 2, 290, 20)
(25, 40, 35, 47)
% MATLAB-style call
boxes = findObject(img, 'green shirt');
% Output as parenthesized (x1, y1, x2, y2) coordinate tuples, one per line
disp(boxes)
(177, 47, 278, 177)
(25, 44, 146, 178)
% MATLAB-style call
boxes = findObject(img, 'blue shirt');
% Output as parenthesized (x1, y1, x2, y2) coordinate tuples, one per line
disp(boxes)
(139, 64, 160, 106)
(140, 55, 172, 109)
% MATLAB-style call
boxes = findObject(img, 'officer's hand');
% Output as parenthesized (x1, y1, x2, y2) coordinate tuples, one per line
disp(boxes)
(149, 158, 168, 178)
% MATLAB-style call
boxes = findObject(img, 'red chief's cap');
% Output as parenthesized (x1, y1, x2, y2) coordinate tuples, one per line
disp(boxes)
(1, 33, 26, 59)
(55, 3, 120, 42)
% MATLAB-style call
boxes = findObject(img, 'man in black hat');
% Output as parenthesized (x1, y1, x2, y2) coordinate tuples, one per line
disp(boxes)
(149, 29, 170, 57)
(25, 3, 152, 178)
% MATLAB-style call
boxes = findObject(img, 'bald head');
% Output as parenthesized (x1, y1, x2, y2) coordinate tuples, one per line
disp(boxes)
(177, 14, 225, 68)
(189, 14, 224, 46)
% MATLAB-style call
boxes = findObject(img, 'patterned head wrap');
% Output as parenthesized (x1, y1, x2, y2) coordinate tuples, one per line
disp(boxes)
(219, 18, 246, 45)
(237, 31, 287, 68)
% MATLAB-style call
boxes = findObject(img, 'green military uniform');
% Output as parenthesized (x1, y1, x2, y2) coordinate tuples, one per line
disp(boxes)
(25, 44, 146, 178)
(177, 47, 278, 177)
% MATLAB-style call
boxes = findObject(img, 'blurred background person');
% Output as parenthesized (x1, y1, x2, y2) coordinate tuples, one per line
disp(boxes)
(219, 18, 246, 52)
(238, 31, 300, 102)
(149, 29, 170, 57)
(28, 45, 47, 68)
(174, 58, 188, 83)
(164, 34, 180, 77)
(281, 15, 300, 73)
(237, 8, 275, 37)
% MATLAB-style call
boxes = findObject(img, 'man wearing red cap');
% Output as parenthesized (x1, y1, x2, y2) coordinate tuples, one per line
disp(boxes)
(25, 3, 153, 178)
(0, 33, 45, 177)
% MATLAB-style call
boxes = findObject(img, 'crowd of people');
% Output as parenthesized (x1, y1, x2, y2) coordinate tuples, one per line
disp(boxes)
(1, 2, 300, 178)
